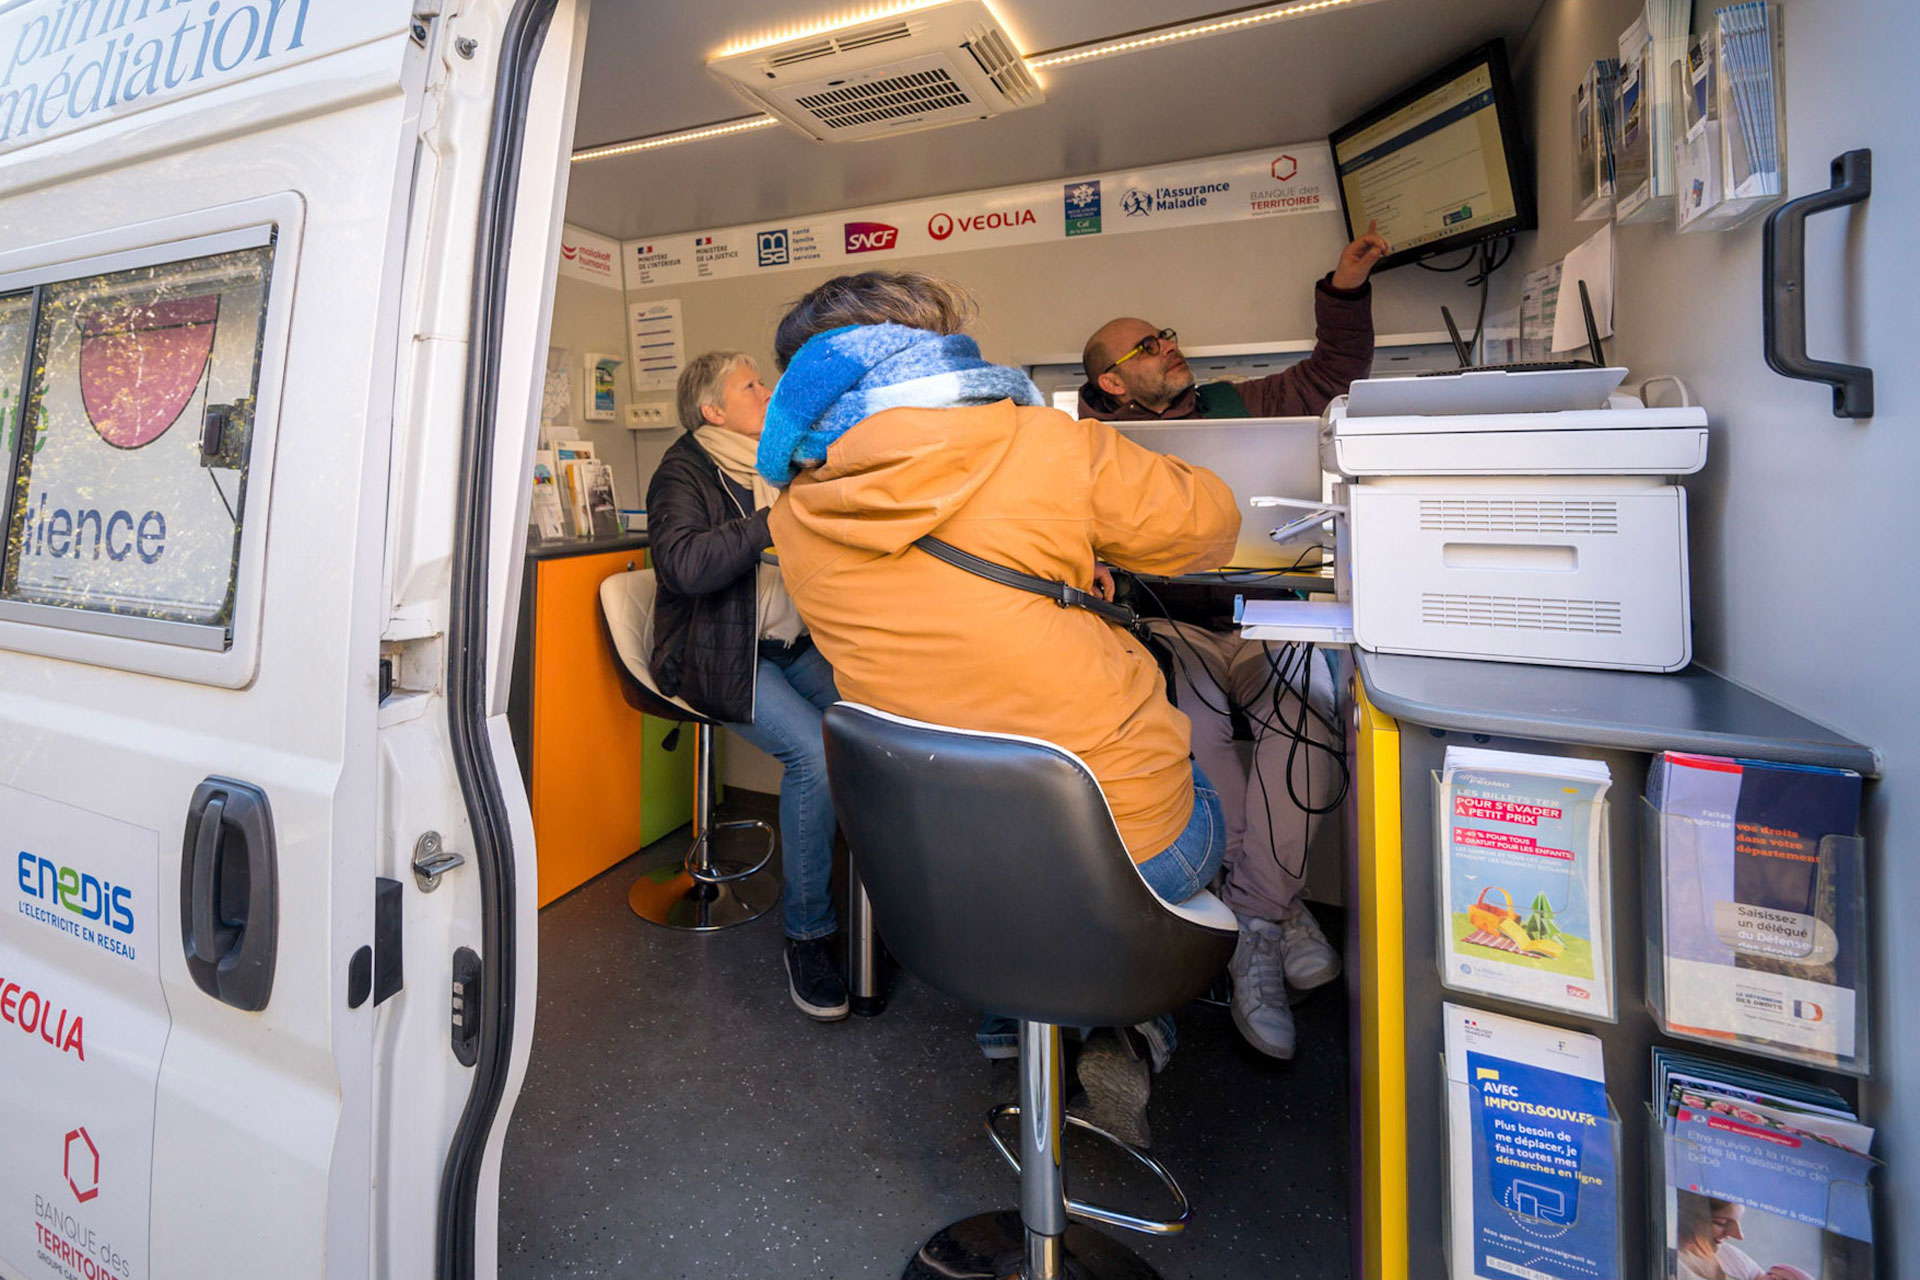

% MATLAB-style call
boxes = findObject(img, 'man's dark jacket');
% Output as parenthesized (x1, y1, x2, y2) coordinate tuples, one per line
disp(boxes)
(1076, 275, 1374, 422)
(646, 432, 767, 723)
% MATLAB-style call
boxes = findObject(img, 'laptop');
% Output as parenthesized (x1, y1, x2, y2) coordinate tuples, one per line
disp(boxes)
(1114, 418, 1325, 570)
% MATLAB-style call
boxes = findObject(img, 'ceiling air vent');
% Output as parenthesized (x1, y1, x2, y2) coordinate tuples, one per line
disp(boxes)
(708, 0, 1044, 143)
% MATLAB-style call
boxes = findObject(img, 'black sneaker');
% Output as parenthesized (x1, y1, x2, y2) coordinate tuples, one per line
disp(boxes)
(784, 938, 849, 1022)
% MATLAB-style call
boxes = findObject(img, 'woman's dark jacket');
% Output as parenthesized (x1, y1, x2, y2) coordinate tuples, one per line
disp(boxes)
(646, 432, 768, 723)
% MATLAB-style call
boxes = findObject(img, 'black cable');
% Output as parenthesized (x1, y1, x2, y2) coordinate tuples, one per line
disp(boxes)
(207, 469, 237, 524)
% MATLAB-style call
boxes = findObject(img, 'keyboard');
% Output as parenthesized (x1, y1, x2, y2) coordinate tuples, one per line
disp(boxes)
(1419, 360, 1600, 377)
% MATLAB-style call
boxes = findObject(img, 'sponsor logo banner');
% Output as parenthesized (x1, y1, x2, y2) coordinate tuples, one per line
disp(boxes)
(622, 142, 1336, 288)
(3, 788, 164, 1280)
(557, 224, 620, 288)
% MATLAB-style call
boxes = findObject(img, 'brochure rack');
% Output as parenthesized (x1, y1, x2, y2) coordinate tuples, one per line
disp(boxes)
(1643, 799, 1870, 1075)
(1442, 1057, 1627, 1280)
(1347, 652, 1877, 1280)
(1645, 1105, 1877, 1280)
(1433, 772, 1617, 1023)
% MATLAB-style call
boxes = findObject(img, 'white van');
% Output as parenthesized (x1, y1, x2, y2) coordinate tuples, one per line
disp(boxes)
(2, 1, 1912, 1279)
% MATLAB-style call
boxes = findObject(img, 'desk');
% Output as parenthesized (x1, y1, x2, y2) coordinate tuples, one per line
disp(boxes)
(1346, 652, 1877, 1279)
(508, 534, 695, 906)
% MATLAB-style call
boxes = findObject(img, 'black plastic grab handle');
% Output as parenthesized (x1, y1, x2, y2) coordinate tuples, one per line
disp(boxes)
(181, 777, 279, 1011)
(1763, 149, 1874, 419)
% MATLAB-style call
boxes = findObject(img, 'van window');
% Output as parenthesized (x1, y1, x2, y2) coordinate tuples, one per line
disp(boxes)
(0, 242, 273, 645)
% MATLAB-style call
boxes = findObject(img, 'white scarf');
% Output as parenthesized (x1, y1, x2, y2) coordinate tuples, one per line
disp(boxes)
(693, 426, 804, 645)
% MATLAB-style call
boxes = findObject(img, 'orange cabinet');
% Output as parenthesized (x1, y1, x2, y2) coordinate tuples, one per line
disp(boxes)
(508, 538, 691, 906)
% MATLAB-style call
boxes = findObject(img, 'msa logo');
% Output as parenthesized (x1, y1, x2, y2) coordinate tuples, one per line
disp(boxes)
(844, 221, 899, 254)
(17, 852, 135, 935)
(757, 229, 790, 267)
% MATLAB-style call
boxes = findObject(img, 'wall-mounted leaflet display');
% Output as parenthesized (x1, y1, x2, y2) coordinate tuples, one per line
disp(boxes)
(1643, 753, 1869, 1074)
(1650, 1048, 1875, 1280)
(1572, 59, 1620, 222)
(1442, 1005, 1623, 1280)
(1614, 0, 1691, 222)
(1435, 748, 1616, 1021)
(1675, 4, 1788, 232)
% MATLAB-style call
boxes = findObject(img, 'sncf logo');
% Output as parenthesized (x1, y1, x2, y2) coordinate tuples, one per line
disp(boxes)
(844, 221, 899, 254)
(17, 852, 134, 935)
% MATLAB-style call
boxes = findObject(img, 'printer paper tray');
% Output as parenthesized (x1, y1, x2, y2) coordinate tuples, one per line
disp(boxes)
(1330, 426, 1708, 477)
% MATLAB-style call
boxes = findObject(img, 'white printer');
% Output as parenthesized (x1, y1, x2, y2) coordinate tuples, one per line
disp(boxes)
(1323, 368, 1709, 673)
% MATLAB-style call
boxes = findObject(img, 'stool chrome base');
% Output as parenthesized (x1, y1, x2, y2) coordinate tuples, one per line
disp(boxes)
(628, 721, 780, 932)
(904, 1211, 1160, 1280)
(627, 863, 779, 930)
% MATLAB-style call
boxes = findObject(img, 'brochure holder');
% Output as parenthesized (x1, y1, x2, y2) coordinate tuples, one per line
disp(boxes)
(1642, 798, 1870, 1075)
(1613, 32, 1686, 222)
(1434, 772, 1617, 1023)
(1441, 1055, 1626, 1280)
(1572, 60, 1620, 222)
(1674, 6, 1788, 233)
(1646, 1104, 1877, 1280)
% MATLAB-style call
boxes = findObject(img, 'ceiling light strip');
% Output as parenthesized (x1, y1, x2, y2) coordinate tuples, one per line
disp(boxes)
(1026, 0, 1373, 70)
(572, 114, 780, 163)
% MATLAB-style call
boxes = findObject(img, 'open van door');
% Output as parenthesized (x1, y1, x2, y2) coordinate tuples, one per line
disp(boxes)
(0, 1, 582, 1277)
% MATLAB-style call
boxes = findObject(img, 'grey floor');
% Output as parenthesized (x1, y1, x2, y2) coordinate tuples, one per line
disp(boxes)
(500, 807, 1353, 1279)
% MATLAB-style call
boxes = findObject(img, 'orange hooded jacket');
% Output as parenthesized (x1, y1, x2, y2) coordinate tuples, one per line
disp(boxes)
(768, 400, 1239, 861)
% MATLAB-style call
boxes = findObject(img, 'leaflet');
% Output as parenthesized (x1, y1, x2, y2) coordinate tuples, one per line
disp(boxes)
(1445, 1004, 1617, 1280)
(1653, 1048, 1874, 1280)
(1649, 753, 1863, 1063)
(1439, 749, 1614, 1020)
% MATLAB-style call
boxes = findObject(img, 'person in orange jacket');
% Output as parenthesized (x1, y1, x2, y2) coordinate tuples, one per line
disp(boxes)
(756, 270, 1240, 1147)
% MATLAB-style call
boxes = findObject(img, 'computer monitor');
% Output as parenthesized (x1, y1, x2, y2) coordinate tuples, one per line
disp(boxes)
(1114, 419, 1325, 571)
(1329, 40, 1536, 271)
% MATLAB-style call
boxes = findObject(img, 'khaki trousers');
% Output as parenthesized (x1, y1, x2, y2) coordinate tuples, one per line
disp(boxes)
(1146, 620, 1342, 923)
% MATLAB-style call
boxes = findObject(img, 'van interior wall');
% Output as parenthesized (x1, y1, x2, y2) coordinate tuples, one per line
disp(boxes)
(1513, 0, 1918, 1263)
(547, 273, 643, 487)
(607, 203, 1478, 794)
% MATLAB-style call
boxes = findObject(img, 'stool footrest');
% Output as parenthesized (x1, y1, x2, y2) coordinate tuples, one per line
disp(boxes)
(985, 1103, 1192, 1236)
(686, 819, 776, 884)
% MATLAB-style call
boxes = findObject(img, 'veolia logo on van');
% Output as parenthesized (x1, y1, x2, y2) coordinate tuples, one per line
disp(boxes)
(843, 221, 899, 254)
(926, 209, 1036, 241)
(16, 851, 137, 962)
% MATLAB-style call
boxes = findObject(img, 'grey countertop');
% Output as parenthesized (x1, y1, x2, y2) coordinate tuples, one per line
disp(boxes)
(1356, 651, 1879, 776)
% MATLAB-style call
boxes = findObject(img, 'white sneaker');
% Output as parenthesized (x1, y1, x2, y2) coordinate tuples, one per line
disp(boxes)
(1228, 915, 1295, 1060)
(1278, 909, 1341, 992)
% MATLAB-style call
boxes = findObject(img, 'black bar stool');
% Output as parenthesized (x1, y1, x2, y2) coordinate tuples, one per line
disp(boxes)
(822, 703, 1238, 1280)
(600, 568, 779, 930)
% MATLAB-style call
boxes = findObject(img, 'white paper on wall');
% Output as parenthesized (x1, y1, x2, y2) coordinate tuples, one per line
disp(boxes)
(629, 299, 685, 396)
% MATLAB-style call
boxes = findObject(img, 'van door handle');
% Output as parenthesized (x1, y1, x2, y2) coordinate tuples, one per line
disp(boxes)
(181, 778, 279, 1011)
(1763, 148, 1873, 418)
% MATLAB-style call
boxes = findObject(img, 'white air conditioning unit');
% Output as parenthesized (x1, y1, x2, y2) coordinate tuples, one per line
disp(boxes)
(707, 0, 1043, 143)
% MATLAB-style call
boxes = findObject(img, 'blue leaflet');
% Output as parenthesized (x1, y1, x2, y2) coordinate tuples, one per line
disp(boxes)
(1467, 1051, 1617, 1279)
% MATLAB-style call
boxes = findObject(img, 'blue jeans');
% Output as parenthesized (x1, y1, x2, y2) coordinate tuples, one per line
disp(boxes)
(978, 762, 1226, 1058)
(722, 645, 840, 941)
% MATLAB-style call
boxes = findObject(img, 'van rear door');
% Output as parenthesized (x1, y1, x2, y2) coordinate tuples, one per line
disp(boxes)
(0, 4, 436, 1278)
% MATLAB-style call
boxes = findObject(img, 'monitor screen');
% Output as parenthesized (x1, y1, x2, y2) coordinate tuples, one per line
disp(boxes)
(1329, 41, 1535, 270)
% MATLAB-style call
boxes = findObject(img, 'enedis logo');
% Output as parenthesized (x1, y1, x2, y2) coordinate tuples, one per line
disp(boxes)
(16, 851, 136, 962)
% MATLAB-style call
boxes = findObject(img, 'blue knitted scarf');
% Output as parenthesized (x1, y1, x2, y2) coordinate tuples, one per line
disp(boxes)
(756, 324, 1044, 486)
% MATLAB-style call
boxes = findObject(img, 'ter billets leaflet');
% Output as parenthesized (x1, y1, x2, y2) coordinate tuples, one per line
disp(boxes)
(1440, 748, 1614, 1019)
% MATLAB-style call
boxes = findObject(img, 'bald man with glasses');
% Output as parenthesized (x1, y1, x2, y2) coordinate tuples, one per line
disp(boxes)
(1073, 224, 1389, 1060)
(1076, 224, 1389, 421)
